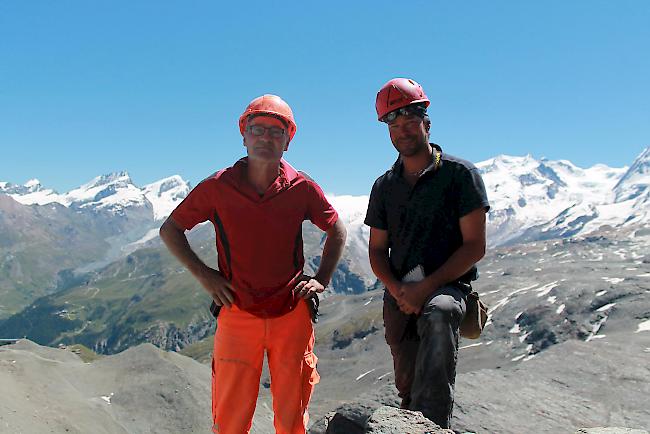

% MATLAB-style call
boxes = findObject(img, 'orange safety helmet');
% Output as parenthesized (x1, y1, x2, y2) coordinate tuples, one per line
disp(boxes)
(239, 94, 297, 142)
(375, 78, 430, 121)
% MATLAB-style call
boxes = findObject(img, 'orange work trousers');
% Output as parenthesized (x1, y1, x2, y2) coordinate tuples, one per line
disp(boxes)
(211, 299, 319, 434)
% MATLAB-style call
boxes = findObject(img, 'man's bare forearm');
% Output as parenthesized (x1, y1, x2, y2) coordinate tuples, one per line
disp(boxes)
(422, 209, 487, 296)
(160, 217, 235, 306)
(422, 240, 485, 294)
(159, 218, 211, 280)
(314, 218, 347, 286)
(368, 247, 400, 297)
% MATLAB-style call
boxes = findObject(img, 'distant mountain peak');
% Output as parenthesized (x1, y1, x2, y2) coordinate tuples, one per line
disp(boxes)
(4, 148, 648, 238)
(627, 146, 650, 174)
(497, 153, 533, 160)
(143, 175, 191, 220)
(0, 179, 59, 201)
(613, 147, 650, 202)
(144, 175, 188, 194)
(23, 179, 42, 192)
(86, 171, 133, 188)
(3, 171, 191, 219)
(635, 146, 650, 161)
(492, 153, 538, 165)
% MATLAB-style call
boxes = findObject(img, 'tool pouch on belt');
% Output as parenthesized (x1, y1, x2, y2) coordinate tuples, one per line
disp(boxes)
(210, 301, 221, 319)
(306, 294, 320, 323)
(460, 291, 488, 339)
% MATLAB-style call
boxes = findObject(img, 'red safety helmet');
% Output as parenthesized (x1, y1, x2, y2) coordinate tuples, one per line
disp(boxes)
(375, 78, 430, 121)
(239, 94, 297, 142)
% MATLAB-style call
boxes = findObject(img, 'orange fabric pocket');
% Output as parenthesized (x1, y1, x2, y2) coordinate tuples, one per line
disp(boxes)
(300, 351, 320, 429)
(303, 351, 320, 387)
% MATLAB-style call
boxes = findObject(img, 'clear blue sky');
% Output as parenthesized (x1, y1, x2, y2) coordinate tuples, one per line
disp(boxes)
(1, 1, 648, 195)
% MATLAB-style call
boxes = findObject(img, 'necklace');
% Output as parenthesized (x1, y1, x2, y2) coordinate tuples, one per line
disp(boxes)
(406, 151, 441, 177)
(407, 168, 426, 177)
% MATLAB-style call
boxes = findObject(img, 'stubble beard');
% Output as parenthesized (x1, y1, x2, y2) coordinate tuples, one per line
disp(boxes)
(394, 136, 429, 158)
(246, 139, 284, 163)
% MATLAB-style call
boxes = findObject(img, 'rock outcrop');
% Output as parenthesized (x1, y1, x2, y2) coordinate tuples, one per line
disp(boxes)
(309, 403, 453, 434)
(366, 406, 453, 433)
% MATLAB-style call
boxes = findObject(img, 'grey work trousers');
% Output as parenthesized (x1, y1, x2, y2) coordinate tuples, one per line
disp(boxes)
(383, 284, 467, 429)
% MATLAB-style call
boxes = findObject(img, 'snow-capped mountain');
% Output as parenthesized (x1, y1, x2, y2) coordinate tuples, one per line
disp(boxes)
(478, 148, 649, 245)
(63, 171, 144, 209)
(1, 149, 647, 320)
(477, 155, 626, 245)
(2, 147, 648, 248)
(321, 148, 648, 249)
(142, 175, 191, 221)
(614, 147, 650, 202)
(1, 172, 191, 220)
(326, 194, 373, 284)
(0, 179, 62, 204)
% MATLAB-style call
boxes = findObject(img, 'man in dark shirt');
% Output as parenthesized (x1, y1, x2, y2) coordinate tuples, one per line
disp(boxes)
(365, 78, 490, 429)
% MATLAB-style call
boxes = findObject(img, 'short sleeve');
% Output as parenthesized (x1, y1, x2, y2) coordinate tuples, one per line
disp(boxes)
(170, 179, 216, 230)
(306, 180, 339, 231)
(457, 167, 490, 217)
(364, 177, 387, 230)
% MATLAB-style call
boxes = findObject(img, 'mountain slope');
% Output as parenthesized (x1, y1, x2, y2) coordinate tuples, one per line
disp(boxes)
(1, 205, 648, 432)
(311, 336, 650, 434)
(0, 194, 112, 318)
(0, 173, 191, 317)
(0, 243, 216, 354)
(0, 222, 373, 354)
(1, 148, 648, 338)
(0, 339, 274, 434)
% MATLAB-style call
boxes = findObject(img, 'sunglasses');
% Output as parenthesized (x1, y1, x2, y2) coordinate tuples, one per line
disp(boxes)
(381, 105, 427, 123)
(247, 124, 286, 138)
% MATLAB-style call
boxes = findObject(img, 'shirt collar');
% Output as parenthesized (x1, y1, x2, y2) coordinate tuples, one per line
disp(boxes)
(390, 143, 444, 177)
(279, 158, 300, 185)
(232, 157, 298, 197)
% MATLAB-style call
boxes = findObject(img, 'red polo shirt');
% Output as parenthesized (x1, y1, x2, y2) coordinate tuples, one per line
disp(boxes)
(171, 158, 338, 318)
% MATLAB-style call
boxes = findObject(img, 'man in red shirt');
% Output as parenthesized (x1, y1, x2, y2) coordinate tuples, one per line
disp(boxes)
(159, 94, 347, 434)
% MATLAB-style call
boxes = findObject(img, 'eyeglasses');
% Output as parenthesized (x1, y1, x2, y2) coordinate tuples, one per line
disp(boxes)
(381, 105, 427, 123)
(247, 124, 286, 138)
